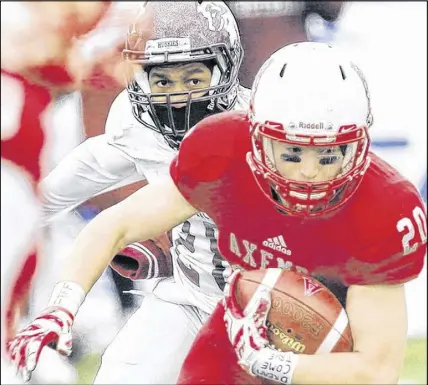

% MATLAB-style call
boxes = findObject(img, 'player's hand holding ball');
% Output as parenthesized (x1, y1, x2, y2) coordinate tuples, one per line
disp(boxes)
(223, 269, 299, 384)
(223, 268, 353, 384)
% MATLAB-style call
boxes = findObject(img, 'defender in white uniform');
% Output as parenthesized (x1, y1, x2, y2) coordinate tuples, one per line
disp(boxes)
(39, 2, 248, 383)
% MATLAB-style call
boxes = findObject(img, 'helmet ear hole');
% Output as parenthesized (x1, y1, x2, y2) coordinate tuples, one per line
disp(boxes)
(279, 63, 287, 78)
(339, 65, 346, 80)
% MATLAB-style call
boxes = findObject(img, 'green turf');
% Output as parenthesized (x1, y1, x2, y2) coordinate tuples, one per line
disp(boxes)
(400, 338, 427, 384)
(74, 338, 427, 385)
(75, 353, 100, 385)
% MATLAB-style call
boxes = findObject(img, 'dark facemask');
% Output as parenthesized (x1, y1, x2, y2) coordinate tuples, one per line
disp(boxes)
(146, 61, 220, 149)
(152, 99, 223, 149)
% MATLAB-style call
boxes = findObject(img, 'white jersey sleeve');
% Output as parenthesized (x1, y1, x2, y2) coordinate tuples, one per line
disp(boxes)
(41, 134, 140, 223)
(103, 90, 178, 182)
(41, 91, 143, 224)
(235, 85, 251, 110)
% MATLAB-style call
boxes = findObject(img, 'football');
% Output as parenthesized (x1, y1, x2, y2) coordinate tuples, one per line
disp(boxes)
(234, 268, 353, 355)
(110, 237, 173, 281)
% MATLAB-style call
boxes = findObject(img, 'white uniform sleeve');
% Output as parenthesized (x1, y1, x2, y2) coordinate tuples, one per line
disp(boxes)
(41, 134, 140, 224)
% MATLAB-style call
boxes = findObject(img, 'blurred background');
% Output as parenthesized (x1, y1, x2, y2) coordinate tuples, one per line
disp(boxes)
(2, 2, 427, 384)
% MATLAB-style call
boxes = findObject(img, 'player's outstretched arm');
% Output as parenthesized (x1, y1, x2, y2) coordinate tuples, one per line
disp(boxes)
(41, 90, 141, 224)
(59, 175, 198, 293)
(291, 283, 406, 384)
(7, 177, 196, 381)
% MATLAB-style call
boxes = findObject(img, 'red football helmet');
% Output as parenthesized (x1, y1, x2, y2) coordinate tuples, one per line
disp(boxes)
(247, 42, 373, 217)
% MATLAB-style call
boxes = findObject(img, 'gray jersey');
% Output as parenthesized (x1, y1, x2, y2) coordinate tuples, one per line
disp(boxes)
(41, 86, 250, 312)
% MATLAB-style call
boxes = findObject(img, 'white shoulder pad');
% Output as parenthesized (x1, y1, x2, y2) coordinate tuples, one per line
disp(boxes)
(104, 89, 134, 136)
(104, 90, 175, 166)
(234, 85, 251, 110)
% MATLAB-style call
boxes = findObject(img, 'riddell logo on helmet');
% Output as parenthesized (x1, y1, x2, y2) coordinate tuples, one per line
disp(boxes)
(299, 122, 324, 130)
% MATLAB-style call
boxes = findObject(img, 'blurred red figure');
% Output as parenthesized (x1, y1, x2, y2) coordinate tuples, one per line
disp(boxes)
(1, 2, 146, 381)
(1, 70, 51, 349)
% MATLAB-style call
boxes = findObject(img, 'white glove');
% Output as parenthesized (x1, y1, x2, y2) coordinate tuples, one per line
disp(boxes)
(7, 281, 85, 382)
(223, 270, 299, 384)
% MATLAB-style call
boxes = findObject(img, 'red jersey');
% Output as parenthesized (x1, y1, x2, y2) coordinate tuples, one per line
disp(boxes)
(171, 110, 426, 286)
(1, 70, 51, 183)
(1, 70, 52, 352)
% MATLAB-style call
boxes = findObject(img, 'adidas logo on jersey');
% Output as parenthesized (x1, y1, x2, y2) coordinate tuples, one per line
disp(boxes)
(263, 236, 292, 256)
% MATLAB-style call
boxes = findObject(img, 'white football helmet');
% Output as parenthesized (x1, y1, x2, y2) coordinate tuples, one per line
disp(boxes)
(123, 1, 243, 149)
(247, 42, 373, 216)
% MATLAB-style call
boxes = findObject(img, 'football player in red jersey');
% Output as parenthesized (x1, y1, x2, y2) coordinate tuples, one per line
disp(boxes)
(1, 71, 52, 383)
(0, 2, 143, 92)
(1, 2, 146, 382)
(8, 42, 427, 384)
